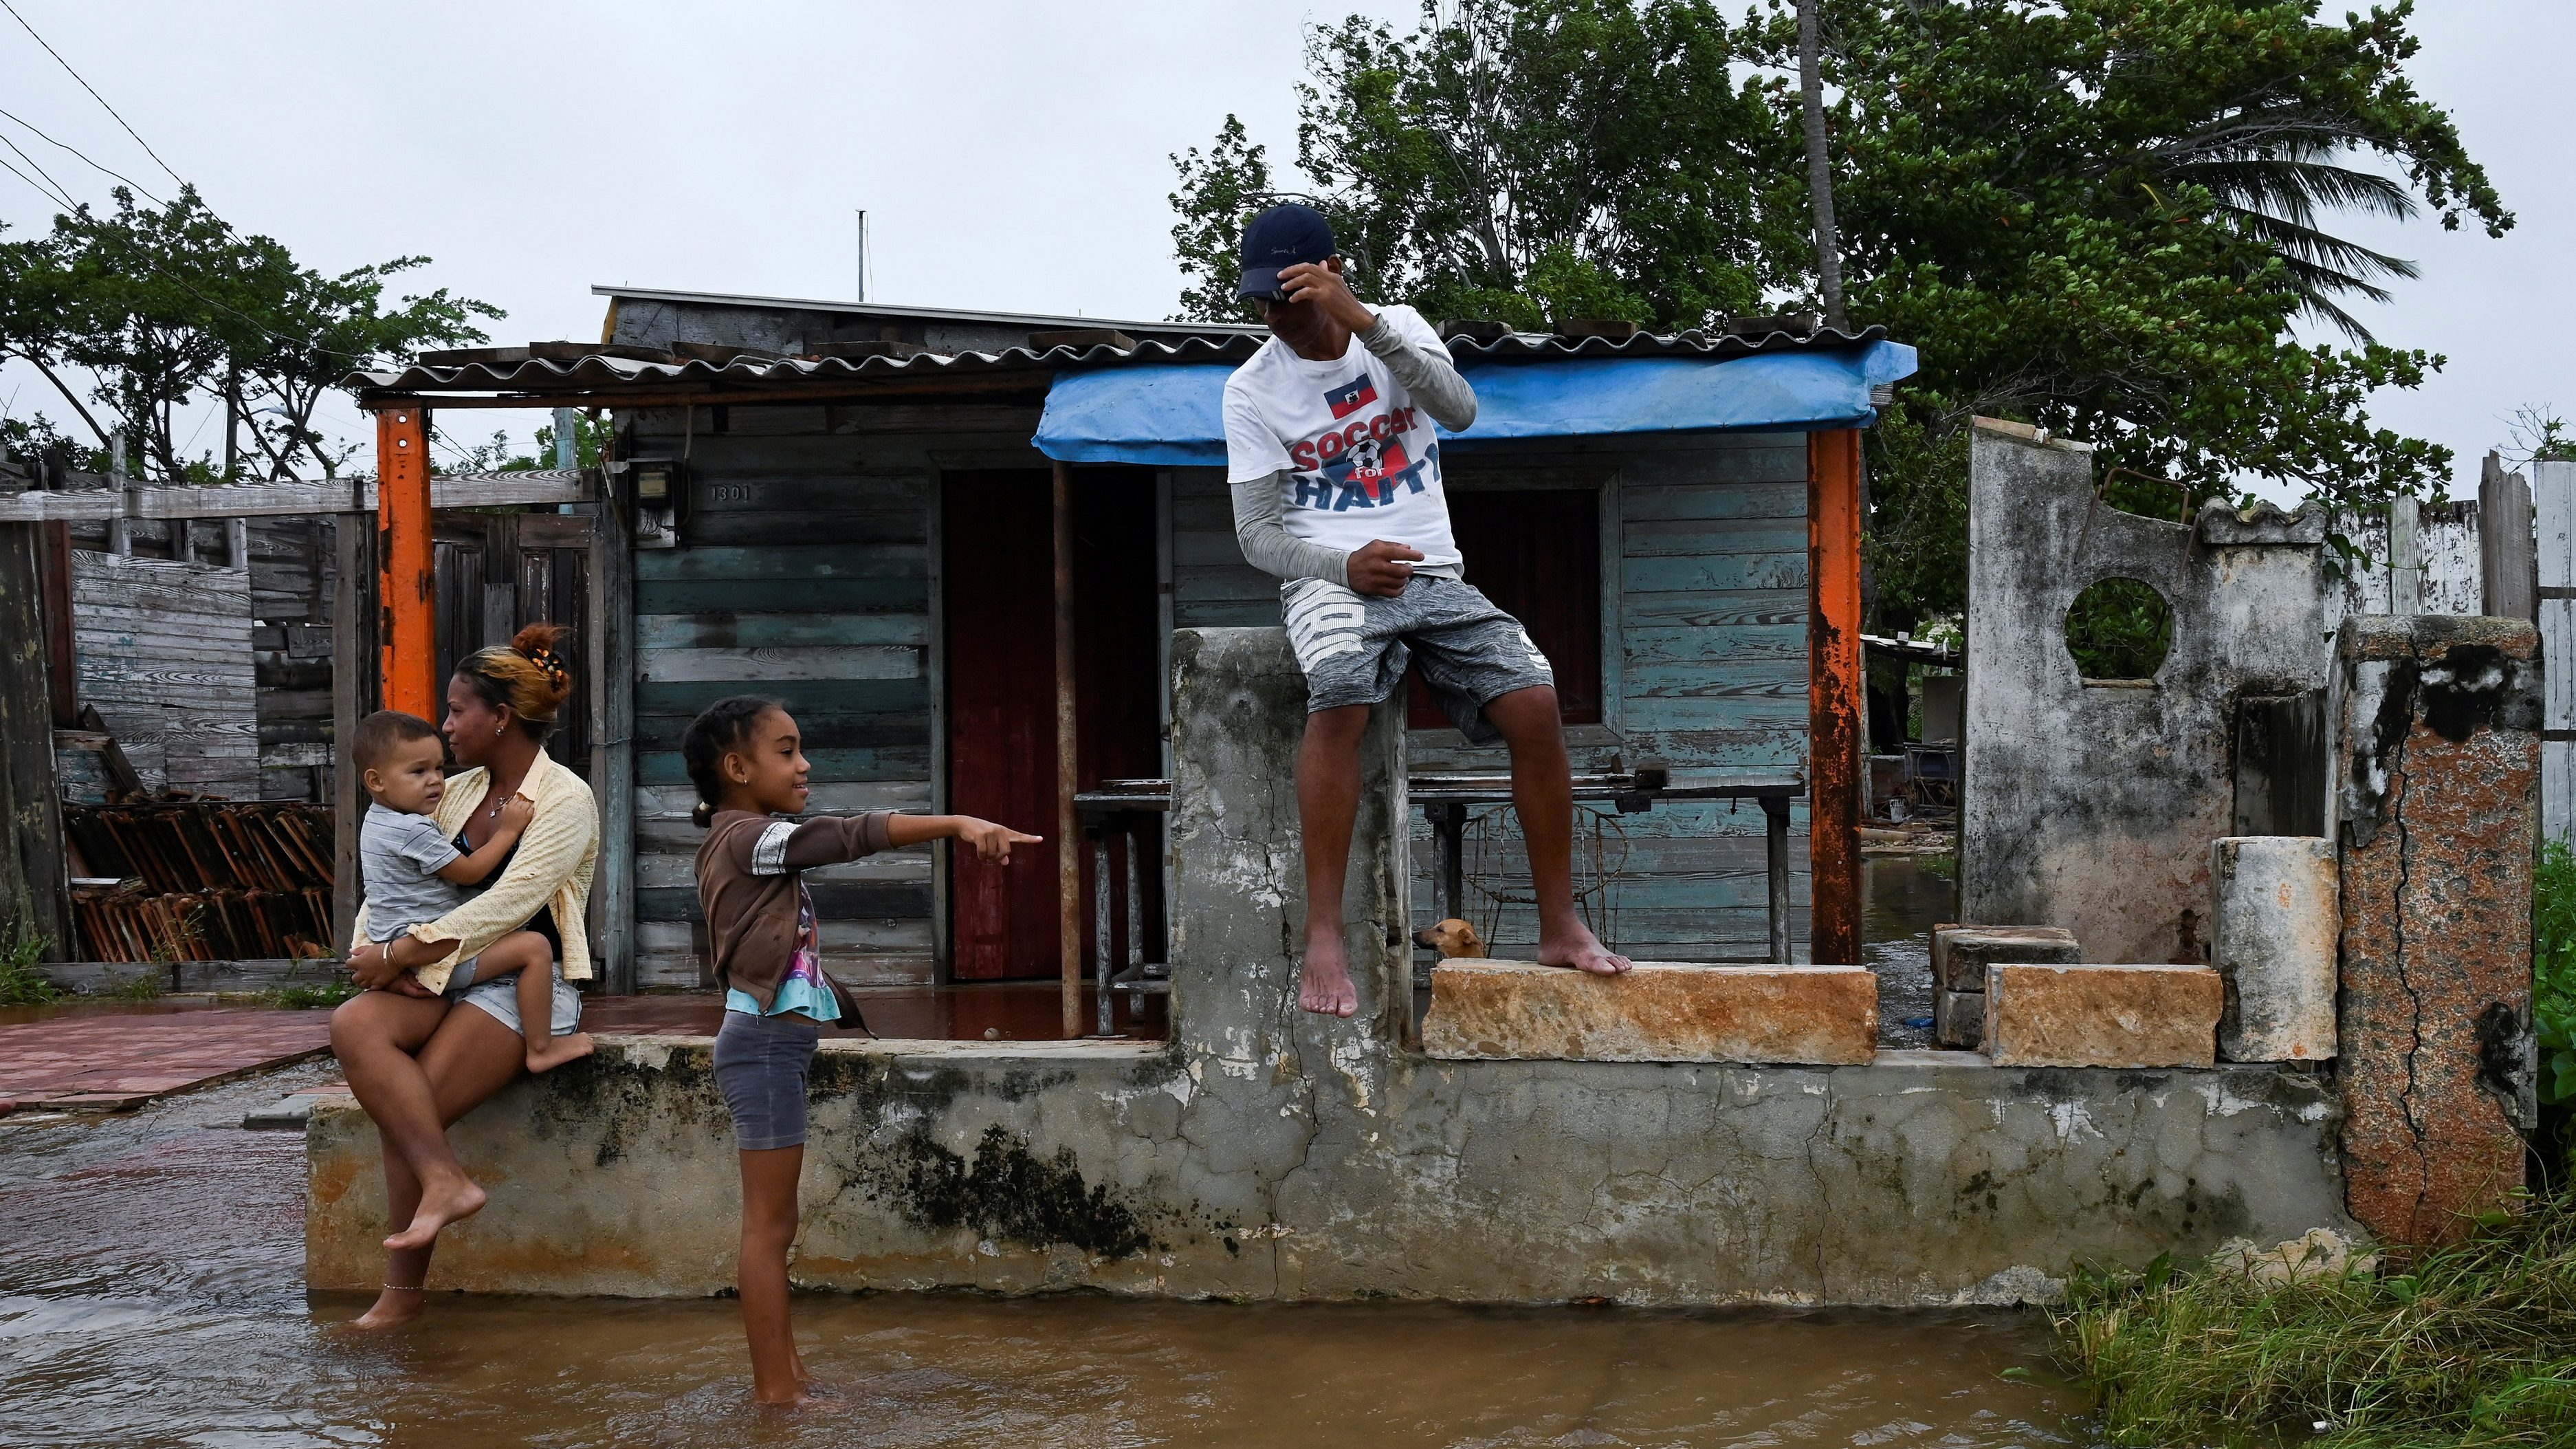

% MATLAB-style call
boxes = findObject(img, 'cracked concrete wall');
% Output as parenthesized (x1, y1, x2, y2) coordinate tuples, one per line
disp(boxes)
(308, 627, 2359, 1305)
(1961, 421, 2331, 963)
(2331, 613, 2540, 1245)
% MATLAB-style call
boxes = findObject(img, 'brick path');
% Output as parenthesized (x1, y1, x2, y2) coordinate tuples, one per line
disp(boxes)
(0, 1006, 333, 1113)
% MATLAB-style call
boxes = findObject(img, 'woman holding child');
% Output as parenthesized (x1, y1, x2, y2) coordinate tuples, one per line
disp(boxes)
(328, 624, 599, 1330)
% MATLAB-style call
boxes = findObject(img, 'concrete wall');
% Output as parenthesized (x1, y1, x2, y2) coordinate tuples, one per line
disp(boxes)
(311, 627, 2358, 1305)
(1961, 421, 2329, 962)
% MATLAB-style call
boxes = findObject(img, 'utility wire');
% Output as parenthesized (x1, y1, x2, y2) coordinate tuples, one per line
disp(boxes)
(0, 131, 74, 210)
(0, 0, 186, 190)
(0, 104, 164, 204)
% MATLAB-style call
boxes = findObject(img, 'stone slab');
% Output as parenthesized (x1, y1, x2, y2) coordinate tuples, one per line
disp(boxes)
(2333, 613, 2539, 1245)
(1983, 963, 2222, 1068)
(2210, 836, 2337, 1061)
(1931, 925, 2080, 992)
(1421, 961, 1877, 1065)
(1934, 989, 1985, 1051)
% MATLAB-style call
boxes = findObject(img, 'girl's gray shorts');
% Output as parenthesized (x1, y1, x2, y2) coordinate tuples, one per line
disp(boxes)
(714, 1010, 824, 1151)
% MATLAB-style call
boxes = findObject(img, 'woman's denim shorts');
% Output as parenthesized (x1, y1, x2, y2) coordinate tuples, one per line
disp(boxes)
(713, 1010, 823, 1151)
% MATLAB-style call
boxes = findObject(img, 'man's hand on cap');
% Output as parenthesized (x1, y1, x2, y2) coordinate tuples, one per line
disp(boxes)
(1346, 539, 1424, 598)
(1279, 262, 1377, 334)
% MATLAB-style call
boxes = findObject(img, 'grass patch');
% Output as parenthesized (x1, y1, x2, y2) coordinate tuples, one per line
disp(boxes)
(96, 969, 168, 1001)
(267, 977, 358, 1010)
(0, 927, 58, 1005)
(2061, 1201, 2576, 1446)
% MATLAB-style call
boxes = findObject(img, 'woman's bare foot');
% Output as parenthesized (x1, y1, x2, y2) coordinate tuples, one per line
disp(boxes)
(1538, 924, 1631, 976)
(384, 1173, 487, 1252)
(1298, 930, 1358, 1016)
(348, 1284, 426, 1330)
(525, 1030, 595, 1074)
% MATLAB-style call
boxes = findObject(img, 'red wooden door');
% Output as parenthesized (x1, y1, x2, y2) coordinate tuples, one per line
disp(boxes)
(943, 468, 1162, 979)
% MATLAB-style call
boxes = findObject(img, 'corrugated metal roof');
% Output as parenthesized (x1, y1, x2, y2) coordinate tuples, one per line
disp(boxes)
(588, 283, 1268, 339)
(344, 307, 1892, 396)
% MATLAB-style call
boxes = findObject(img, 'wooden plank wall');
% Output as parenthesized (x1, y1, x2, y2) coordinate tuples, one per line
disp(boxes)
(623, 402, 1044, 988)
(66, 551, 258, 800)
(1169, 431, 1814, 960)
(2538, 461, 2576, 842)
(247, 518, 335, 800)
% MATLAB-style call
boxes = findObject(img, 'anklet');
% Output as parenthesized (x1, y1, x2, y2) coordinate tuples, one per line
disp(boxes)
(382, 1283, 424, 1292)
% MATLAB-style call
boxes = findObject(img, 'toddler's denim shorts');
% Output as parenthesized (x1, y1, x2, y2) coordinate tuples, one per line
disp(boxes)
(712, 1010, 823, 1151)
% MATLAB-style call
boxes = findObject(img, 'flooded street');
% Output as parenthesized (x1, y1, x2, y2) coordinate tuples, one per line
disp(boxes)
(0, 861, 2098, 1448)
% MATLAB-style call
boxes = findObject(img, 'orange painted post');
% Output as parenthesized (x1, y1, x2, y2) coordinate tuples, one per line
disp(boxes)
(1807, 427, 1865, 965)
(376, 406, 437, 721)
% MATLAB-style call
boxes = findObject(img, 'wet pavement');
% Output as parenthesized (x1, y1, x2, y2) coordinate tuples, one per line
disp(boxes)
(1864, 854, 1958, 1049)
(0, 1004, 332, 1113)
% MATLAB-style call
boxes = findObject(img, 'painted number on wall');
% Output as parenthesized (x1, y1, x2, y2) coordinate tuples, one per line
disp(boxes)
(709, 483, 755, 503)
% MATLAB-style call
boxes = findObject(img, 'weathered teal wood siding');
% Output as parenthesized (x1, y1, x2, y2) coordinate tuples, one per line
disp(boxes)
(621, 402, 1040, 988)
(1167, 436, 1814, 961)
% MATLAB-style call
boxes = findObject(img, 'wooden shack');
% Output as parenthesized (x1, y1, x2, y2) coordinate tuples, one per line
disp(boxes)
(344, 286, 1910, 1007)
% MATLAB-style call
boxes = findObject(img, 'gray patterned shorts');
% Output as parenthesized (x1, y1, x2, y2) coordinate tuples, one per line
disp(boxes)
(1281, 574, 1554, 745)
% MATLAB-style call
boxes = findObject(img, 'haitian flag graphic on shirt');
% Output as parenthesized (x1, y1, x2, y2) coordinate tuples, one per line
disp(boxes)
(1324, 373, 1378, 419)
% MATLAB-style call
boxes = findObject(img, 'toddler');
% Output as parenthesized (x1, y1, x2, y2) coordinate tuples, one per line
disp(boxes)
(352, 709, 593, 1072)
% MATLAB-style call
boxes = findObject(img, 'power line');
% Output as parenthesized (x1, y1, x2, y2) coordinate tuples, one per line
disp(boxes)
(0, 0, 186, 190)
(0, 132, 73, 210)
(0, 104, 164, 204)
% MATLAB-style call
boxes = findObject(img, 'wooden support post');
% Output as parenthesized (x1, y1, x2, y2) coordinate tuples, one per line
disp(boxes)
(375, 406, 437, 719)
(589, 468, 637, 994)
(0, 523, 71, 961)
(331, 507, 379, 949)
(1807, 428, 1864, 964)
(36, 521, 76, 729)
(1053, 459, 1081, 1037)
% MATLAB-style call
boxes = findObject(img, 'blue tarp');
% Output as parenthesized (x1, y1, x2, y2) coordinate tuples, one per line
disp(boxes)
(1033, 339, 1917, 467)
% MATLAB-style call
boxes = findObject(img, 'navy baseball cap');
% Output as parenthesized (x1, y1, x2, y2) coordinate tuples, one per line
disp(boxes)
(1237, 204, 1335, 301)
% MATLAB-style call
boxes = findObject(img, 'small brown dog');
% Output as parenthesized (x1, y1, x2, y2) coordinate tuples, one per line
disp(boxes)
(1411, 918, 1488, 959)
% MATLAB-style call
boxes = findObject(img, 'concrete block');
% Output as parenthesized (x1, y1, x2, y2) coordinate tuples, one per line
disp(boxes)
(1421, 961, 1877, 1065)
(2333, 613, 2540, 1245)
(2210, 837, 2337, 1061)
(1983, 963, 2222, 1068)
(1933, 989, 1984, 1050)
(1931, 925, 2080, 992)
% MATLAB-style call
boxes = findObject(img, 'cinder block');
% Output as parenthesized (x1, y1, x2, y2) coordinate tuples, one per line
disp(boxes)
(1933, 989, 1985, 1051)
(2211, 837, 2337, 1061)
(1932, 925, 2081, 992)
(1421, 961, 1877, 1065)
(1983, 963, 2222, 1068)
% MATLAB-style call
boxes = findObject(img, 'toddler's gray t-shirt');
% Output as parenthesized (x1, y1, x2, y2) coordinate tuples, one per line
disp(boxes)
(360, 801, 465, 942)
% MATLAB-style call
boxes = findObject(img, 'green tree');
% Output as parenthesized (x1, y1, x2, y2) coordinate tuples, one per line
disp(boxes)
(1169, 0, 1801, 330)
(1804, 0, 2507, 627)
(0, 186, 497, 481)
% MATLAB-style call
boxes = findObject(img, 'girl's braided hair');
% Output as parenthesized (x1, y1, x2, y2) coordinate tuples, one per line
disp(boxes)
(680, 695, 782, 828)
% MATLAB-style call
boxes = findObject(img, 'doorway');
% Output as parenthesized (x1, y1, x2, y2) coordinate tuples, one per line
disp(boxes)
(942, 468, 1164, 981)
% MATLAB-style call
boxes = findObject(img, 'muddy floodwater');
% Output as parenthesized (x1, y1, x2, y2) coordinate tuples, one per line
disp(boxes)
(1, 856, 2100, 1446)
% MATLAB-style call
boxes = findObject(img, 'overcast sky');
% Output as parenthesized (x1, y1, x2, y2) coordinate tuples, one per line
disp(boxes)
(1, 0, 2566, 490)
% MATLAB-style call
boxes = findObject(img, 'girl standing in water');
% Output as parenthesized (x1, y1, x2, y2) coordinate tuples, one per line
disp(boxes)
(683, 695, 1038, 1406)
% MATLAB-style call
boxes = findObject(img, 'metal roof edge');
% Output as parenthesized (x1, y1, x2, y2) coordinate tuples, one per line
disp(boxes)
(588, 284, 1267, 337)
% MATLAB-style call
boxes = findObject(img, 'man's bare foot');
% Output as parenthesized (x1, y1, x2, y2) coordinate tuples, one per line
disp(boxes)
(525, 1030, 595, 1074)
(347, 1285, 426, 1330)
(1538, 924, 1631, 976)
(1298, 933, 1358, 1016)
(384, 1175, 486, 1252)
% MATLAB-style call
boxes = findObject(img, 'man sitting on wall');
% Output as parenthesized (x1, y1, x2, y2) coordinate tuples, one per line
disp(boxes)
(1222, 202, 1630, 1016)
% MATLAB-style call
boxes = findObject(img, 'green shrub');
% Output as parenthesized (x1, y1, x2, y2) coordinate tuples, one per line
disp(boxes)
(2536, 840, 2576, 1111)
(0, 926, 57, 1005)
(97, 969, 166, 1001)
(269, 977, 358, 1010)
(2062, 1199, 2576, 1446)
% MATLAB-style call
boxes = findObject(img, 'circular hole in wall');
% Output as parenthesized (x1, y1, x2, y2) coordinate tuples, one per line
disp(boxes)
(2064, 576, 2172, 681)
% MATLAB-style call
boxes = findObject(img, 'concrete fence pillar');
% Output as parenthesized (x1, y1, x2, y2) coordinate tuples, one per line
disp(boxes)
(1167, 627, 1409, 1056)
(2331, 615, 2540, 1245)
